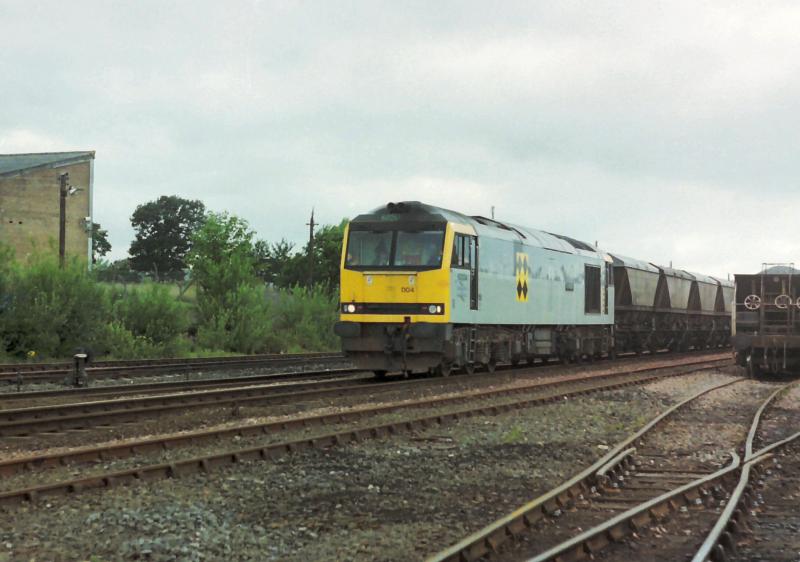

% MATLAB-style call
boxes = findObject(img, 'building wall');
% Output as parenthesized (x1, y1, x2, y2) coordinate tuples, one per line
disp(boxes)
(0, 161, 92, 264)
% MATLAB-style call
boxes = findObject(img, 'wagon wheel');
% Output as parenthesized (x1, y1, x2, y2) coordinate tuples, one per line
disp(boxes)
(746, 353, 761, 379)
(744, 294, 761, 310)
(464, 363, 475, 375)
(775, 294, 792, 309)
(796, 297, 800, 310)
(486, 359, 497, 374)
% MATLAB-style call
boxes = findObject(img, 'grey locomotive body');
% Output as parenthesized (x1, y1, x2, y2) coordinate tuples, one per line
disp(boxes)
(336, 202, 732, 375)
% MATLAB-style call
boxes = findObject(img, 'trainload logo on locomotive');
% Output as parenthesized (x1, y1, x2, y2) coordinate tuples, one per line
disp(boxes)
(515, 252, 529, 302)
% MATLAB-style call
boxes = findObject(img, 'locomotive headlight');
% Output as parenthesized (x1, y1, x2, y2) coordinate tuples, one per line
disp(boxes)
(436, 305, 443, 314)
(345, 303, 356, 313)
(428, 304, 437, 314)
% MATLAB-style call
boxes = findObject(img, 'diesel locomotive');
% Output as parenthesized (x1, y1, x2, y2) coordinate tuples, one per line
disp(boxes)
(334, 202, 732, 377)
(732, 264, 800, 376)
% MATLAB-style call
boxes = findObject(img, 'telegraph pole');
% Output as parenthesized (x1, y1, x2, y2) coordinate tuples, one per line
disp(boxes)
(59, 173, 69, 268)
(306, 208, 316, 287)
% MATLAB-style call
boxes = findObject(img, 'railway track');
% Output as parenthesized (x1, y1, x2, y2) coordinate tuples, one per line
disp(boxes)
(0, 353, 727, 438)
(0, 354, 728, 508)
(427, 373, 796, 562)
(0, 366, 362, 404)
(0, 351, 346, 385)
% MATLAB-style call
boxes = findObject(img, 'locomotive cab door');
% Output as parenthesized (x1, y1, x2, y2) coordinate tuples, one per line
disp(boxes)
(452, 233, 479, 312)
(468, 237, 478, 310)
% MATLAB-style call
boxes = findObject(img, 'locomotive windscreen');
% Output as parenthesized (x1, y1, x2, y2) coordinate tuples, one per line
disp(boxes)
(345, 226, 445, 271)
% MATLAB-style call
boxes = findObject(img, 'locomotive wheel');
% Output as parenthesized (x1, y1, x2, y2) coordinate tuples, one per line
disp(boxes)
(486, 360, 496, 374)
(435, 361, 452, 377)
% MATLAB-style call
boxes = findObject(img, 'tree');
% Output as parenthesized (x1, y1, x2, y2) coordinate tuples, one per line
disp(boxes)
(189, 212, 255, 292)
(251, 220, 347, 291)
(309, 220, 347, 290)
(188, 212, 272, 353)
(128, 196, 206, 279)
(91, 222, 111, 263)
(253, 238, 295, 286)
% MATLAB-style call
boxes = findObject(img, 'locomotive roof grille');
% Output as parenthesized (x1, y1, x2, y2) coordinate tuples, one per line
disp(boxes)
(546, 232, 595, 252)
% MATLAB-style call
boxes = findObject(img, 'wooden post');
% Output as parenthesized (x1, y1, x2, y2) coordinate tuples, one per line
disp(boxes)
(59, 172, 69, 268)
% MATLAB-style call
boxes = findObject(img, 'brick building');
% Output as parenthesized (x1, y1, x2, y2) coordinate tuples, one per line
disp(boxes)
(0, 151, 95, 265)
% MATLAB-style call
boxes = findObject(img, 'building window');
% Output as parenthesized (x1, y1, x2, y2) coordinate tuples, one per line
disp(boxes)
(585, 264, 601, 314)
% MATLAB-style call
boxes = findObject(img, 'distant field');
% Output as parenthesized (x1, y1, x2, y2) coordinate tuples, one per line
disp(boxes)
(99, 281, 198, 303)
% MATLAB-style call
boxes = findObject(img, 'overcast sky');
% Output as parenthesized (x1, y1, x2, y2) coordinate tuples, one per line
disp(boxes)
(2, 1, 799, 276)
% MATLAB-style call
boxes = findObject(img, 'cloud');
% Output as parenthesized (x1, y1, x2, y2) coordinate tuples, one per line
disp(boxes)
(1, 1, 799, 275)
(0, 129, 71, 153)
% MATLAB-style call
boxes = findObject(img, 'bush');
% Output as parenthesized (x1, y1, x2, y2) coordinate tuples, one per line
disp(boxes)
(112, 283, 190, 356)
(99, 321, 164, 359)
(270, 285, 339, 352)
(0, 255, 110, 359)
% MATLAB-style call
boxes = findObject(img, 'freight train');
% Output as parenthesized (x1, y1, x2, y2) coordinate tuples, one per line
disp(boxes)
(732, 264, 800, 376)
(334, 202, 732, 377)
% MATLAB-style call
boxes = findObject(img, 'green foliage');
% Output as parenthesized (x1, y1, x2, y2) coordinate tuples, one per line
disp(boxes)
(189, 213, 273, 354)
(91, 222, 111, 263)
(112, 283, 190, 355)
(0, 255, 110, 358)
(189, 212, 256, 298)
(99, 321, 164, 359)
(196, 284, 273, 354)
(501, 425, 527, 444)
(253, 219, 346, 292)
(310, 221, 347, 290)
(0, 210, 346, 360)
(270, 286, 339, 352)
(129, 195, 206, 280)
(93, 258, 140, 283)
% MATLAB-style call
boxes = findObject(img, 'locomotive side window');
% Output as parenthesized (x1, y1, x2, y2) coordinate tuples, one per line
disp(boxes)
(452, 236, 463, 267)
(451, 234, 474, 269)
(585, 264, 601, 314)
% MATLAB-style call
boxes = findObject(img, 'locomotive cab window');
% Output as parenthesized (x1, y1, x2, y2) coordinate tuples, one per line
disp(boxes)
(346, 230, 393, 267)
(585, 264, 601, 314)
(344, 225, 445, 271)
(395, 230, 444, 267)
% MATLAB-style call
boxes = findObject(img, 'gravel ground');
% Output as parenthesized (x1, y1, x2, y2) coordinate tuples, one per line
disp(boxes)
(732, 448, 800, 562)
(517, 377, 795, 562)
(636, 379, 782, 468)
(0, 370, 727, 493)
(490, 377, 774, 562)
(754, 380, 800, 451)
(0, 371, 733, 562)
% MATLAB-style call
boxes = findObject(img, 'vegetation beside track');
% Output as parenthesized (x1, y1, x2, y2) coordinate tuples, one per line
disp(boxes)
(0, 225, 339, 361)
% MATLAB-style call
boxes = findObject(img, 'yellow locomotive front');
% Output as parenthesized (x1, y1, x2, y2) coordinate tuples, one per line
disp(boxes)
(334, 202, 454, 376)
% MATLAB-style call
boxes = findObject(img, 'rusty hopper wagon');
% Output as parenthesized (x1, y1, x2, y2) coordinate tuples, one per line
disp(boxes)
(733, 264, 800, 376)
